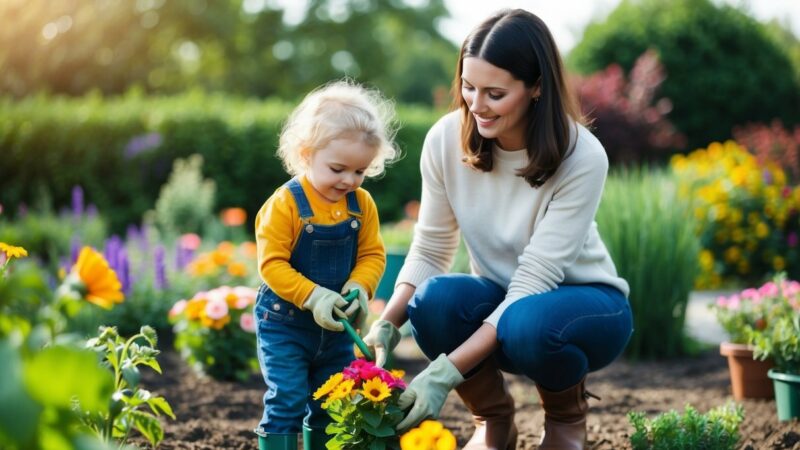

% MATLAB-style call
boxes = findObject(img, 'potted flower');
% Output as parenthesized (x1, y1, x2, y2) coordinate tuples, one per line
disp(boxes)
(314, 358, 408, 449)
(747, 274, 800, 420)
(712, 281, 778, 399)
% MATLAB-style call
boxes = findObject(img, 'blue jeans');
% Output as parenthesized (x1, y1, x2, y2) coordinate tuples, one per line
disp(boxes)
(407, 274, 633, 391)
(255, 287, 355, 433)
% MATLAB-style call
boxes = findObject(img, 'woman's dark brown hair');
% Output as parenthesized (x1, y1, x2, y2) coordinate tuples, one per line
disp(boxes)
(452, 9, 581, 187)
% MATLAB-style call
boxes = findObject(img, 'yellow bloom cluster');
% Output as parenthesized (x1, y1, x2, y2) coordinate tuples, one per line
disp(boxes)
(177, 286, 257, 330)
(400, 420, 457, 450)
(672, 141, 800, 287)
(0, 242, 28, 261)
(187, 241, 257, 280)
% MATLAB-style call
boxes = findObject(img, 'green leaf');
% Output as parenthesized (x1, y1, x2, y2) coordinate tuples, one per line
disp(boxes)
(147, 396, 176, 419)
(0, 340, 41, 446)
(362, 408, 382, 427)
(129, 410, 164, 447)
(24, 345, 114, 413)
(121, 363, 141, 389)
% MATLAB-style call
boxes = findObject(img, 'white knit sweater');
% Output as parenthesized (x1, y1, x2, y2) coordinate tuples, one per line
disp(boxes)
(395, 111, 630, 327)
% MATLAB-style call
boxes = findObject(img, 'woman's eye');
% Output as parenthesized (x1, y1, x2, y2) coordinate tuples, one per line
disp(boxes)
(488, 93, 504, 100)
(462, 85, 475, 92)
(331, 168, 343, 173)
(355, 170, 365, 176)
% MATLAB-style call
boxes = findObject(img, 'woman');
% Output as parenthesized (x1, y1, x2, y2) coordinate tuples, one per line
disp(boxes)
(363, 9, 633, 450)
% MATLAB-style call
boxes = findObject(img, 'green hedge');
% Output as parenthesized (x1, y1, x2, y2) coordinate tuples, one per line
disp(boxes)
(1, 91, 442, 232)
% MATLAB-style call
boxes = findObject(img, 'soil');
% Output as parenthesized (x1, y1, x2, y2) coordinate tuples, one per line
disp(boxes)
(139, 339, 800, 450)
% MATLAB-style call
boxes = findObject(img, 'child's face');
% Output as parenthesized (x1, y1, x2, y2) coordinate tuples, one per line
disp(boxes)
(306, 136, 378, 203)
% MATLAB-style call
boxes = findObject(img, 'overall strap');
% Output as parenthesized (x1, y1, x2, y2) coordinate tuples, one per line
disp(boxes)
(285, 178, 314, 221)
(346, 191, 362, 217)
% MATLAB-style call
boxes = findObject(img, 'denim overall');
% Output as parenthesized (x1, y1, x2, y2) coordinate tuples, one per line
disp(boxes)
(255, 178, 361, 434)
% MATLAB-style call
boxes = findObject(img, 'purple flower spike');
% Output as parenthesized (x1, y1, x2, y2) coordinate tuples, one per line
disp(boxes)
(154, 245, 167, 290)
(119, 250, 131, 295)
(70, 237, 82, 264)
(124, 132, 163, 159)
(71, 186, 84, 218)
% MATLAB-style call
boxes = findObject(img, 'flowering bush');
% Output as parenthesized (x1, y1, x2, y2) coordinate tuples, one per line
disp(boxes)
(399, 420, 457, 450)
(314, 358, 408, 449)
(671, 141, 800, 287)
(734, 120, 800, 183)
(169, 285, 258, 381)
(573, 49, 685, 164)
(746, 274, 800, 374)
(711, 279, 789, 344)
(186, 241, 260, 288)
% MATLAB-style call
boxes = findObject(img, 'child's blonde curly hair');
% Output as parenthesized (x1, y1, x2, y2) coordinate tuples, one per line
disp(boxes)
(277, 80, 400, 177)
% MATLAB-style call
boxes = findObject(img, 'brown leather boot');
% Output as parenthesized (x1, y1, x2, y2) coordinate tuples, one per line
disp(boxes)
(455, 357, 518, 450)
(536, 377, 598, 450)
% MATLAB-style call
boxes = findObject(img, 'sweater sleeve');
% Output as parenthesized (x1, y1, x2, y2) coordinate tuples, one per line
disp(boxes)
(346, 190, 387, 298)
(395, 121, 461, 288)
(255, 189, 317, 308)
(484, 143, 610, 327)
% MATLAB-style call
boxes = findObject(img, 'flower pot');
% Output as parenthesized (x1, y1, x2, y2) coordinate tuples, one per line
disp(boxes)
(768, 369, 800, 421)
(719, 342, 774, 400)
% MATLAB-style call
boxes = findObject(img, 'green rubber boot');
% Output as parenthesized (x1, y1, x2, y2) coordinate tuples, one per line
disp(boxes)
(255, 428, 297, 450)
(302, 425, 328, 450)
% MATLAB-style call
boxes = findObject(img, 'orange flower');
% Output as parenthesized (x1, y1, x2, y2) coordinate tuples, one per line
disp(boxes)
(64, 246, 124, 309)
(227, 261, 247, 277)
(221, 208, 247, 227)
(240, 241, 257, 258)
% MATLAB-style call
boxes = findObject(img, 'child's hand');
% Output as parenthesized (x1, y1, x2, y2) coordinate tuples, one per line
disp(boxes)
(303, 286, 349, 331)
(341, 281, 368, 330)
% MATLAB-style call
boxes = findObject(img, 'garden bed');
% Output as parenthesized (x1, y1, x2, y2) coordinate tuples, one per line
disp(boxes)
(140, 340, 800, 449)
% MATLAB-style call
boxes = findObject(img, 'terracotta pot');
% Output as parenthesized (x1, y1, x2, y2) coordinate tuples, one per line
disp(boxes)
(719, 342, 774, 400)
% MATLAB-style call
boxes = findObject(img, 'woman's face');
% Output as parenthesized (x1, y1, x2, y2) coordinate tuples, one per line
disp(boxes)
(461, 56, 538, 150)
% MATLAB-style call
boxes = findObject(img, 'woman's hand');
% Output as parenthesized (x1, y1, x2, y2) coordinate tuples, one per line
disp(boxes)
(395, 354, 464, 432)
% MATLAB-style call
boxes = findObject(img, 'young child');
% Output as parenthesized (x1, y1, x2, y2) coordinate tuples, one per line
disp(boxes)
(253, 80, 398, 450)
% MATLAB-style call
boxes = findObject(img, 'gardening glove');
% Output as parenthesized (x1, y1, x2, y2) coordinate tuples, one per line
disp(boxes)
(303, 286, 348, 331)
(395, 353, 464, 432)
(341, 281, 368, 331)
(362, 319, 402, 367)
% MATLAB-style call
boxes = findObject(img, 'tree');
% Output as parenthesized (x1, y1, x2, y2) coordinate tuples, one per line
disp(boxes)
(567, 0, 800, 150)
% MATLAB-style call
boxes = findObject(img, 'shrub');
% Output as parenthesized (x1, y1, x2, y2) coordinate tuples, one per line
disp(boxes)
(152, 154, 216, 237)
(734, 120, 800, 183)
(595, 168, 700, 359)
(169, 286, 258, 381)
(574, 50, 685, 164)
(628, 402, 744, 450)
(568, 0, 800, 151)
(671, 141, 800, 287)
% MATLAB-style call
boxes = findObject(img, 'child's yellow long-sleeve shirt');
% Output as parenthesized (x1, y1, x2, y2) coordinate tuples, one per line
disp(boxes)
(255, 176, 386, 308)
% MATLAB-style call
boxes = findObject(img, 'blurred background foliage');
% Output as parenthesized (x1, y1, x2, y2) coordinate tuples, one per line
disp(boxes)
(568, 0, 800, 152)
(0, 0, 456, 105)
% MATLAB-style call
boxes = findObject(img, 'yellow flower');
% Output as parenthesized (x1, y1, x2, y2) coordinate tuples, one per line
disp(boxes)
(326, 379, 355, 405)
(699, 250, 714, 271)
(0, 242, 28, 260)
(313, 373, 344, 400)
(400, 428, 434, 450)
(390, 369, 406, 380)
(227, 261, 247, 277)
(434, 429, 456, 450)
(400, 421, 456, 450)
(361, 377, 391, 403)
(65, 246, 124, 309)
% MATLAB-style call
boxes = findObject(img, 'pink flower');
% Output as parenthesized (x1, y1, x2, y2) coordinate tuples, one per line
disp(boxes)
(169, 299, 187, 318)
(205, 300, 229, 320)
(180, 233, 202, 250)
(379, 370, 406, 389)
(233, 286, 258, 308)
(758, 282, 779, 298)
(240, 313, 256, 333)
(343, 359, 385, 383)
